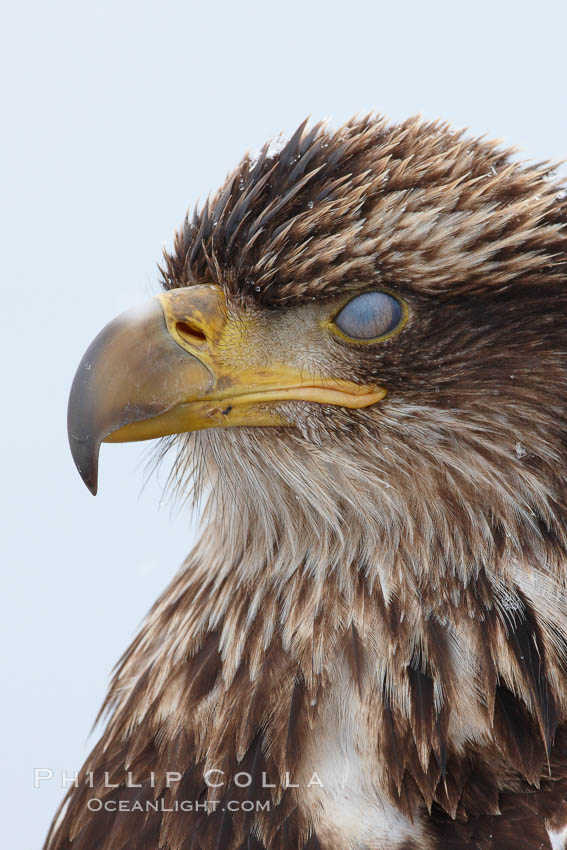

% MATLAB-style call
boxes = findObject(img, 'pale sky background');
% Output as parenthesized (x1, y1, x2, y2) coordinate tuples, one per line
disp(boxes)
(2, 1, 566, 847)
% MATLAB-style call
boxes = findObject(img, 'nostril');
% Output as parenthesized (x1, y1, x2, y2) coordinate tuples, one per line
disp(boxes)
(176, 320, 207, 344)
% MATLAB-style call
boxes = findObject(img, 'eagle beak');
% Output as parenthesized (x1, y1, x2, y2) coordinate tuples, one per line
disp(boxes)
(68, 285, 386, 494)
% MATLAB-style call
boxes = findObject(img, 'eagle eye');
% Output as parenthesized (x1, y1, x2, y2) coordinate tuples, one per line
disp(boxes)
(332, 291, 405, 342)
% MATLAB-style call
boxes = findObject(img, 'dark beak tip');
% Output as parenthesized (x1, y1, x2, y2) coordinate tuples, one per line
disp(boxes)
(80, 463, 98, 496)
(67, 429, 100, 496)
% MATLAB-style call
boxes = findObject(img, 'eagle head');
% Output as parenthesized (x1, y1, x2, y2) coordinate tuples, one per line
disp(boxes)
(68, 115, 567, 581)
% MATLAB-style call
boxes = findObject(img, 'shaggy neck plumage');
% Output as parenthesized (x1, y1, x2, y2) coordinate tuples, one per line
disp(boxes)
(165, 401, 567, 607)
(85, 393, 567, 819)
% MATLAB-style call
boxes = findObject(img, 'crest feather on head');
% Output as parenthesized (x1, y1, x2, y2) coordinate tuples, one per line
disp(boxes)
(161, 114, 567, 305)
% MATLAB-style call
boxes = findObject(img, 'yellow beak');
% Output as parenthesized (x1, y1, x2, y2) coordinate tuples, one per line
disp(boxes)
(68, 285, 386, 494)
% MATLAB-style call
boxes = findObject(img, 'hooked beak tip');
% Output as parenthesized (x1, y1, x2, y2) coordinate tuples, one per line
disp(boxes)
(68, 427, 100, 496)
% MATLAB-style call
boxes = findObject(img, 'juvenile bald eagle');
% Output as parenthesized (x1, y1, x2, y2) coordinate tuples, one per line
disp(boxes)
(48, 116, 567, 849)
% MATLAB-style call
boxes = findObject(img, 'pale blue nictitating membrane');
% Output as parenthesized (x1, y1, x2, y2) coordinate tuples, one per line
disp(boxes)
(335, 291, 402, 339)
